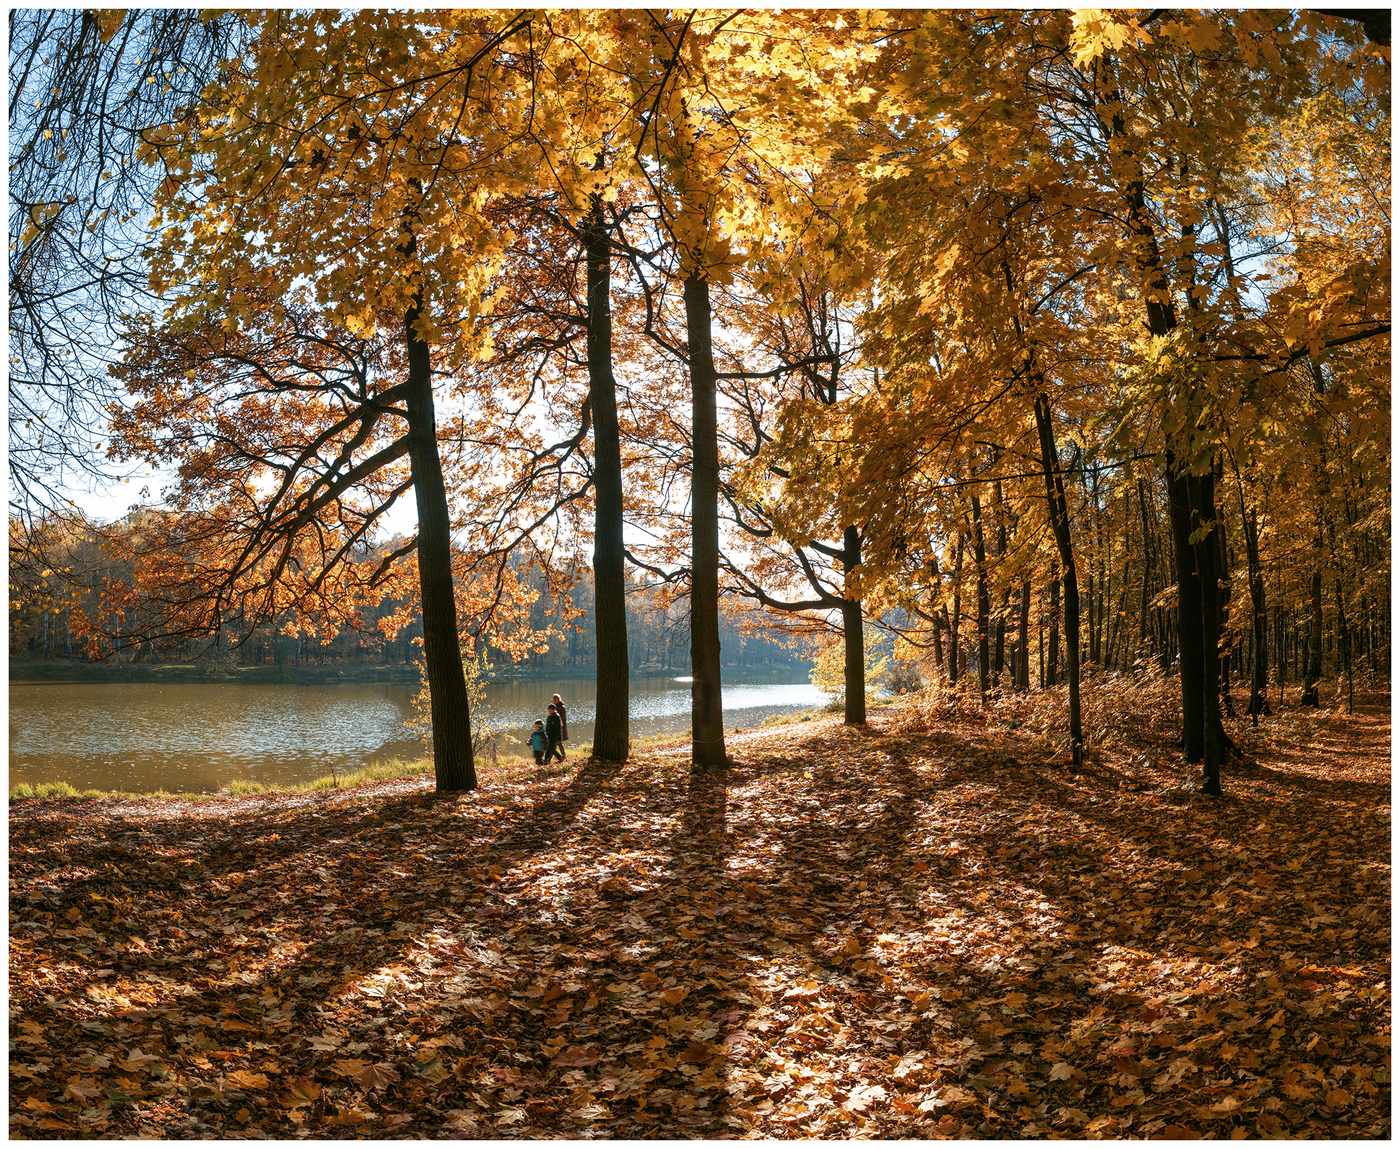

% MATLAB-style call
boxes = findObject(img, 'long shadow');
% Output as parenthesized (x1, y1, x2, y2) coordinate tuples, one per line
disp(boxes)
(700, 715, 1389, 1135)
(11, 703, 1388, 1138)
(9, 758, 658, 1138)
(578, 768, 740, 1135)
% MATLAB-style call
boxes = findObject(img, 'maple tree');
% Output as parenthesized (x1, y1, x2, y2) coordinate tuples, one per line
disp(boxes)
(134, 9, 564, 790)
(719, 263, 875, 726)
(782, 8, 1390, 795)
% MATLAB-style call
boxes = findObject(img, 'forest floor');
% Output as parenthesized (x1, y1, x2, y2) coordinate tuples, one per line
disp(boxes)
(9, 679, 1390, 1139)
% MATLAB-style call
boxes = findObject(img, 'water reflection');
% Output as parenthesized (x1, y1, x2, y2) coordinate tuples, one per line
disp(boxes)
(8, 674, 822, 794)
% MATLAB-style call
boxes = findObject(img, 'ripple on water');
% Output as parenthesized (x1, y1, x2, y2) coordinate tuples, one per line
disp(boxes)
(9, 675, 822, 793)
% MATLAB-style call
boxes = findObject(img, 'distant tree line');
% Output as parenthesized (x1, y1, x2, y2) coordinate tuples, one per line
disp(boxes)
(9, 514, 804, 675)
(489, 563, 805, 675)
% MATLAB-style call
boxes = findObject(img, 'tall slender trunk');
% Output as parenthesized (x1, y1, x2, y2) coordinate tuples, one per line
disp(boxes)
(684, 273, 726, 771)
(930, 556, 946, 680)
(1136, 477, 1154, 657)
(1047, 575, 1060, 687)
(841, 526, 867, 724)
(1038, 599, 1046, 688)
(1034, 391, 1083, 766)
(1017, 577, 1031, 690)
(1237, 479, 1270, 721)
(1212, 458, 1234, 717)
(949, 533, 963, 686)
(993, 481, 1009, 683)
(1335, 578, 1353, 714)
(584, 190, 629, 761)
(405, 305, 476, 792)
(1301, 552, 1324, 707)
(1166, 463, 1229, 791)
(970, 496, 991, 707)
(1102, 77, 1226, 794)
(1086, 482, 1100, 666)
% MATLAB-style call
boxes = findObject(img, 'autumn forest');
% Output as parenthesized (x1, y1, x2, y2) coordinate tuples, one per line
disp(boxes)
(9, 8, 1391, 1140)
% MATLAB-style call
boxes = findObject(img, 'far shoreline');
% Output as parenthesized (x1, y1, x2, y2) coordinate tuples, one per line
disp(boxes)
(8, 659, 813, 687)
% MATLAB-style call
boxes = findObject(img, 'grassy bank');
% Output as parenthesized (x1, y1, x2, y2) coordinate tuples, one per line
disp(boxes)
(8, 752, 530, 804)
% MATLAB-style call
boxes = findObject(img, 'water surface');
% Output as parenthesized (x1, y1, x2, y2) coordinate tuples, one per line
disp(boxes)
(8, 674, 822, 793)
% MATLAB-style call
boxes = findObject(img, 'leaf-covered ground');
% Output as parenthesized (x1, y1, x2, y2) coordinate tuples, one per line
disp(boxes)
(10, 687, 1391, 1139)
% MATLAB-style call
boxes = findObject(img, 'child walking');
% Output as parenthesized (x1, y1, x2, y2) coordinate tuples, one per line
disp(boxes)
(529, 720, 548, 765)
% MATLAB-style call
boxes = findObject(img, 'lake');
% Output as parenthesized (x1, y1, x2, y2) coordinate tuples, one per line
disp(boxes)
(7, 674, 825, 794)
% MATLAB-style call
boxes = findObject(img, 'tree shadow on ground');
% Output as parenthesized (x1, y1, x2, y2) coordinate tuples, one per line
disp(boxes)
(10, 700, 1389, 1139)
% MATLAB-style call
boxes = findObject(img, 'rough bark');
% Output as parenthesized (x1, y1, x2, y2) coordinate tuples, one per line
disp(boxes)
(1136, 477, 1155, 659)
(993, 481, 1009, 683)
(405, 306, 476, 792)
(949, 533, 963, 686)
(584, 193, 629, 761)
(930, 555, 946, 680)
(1017, 577, 1031, 691)
(1240, 493, 1271, 721)
(971, 495, 991, 707)
(684, 273, 726, 772)
(840, 526, 867, 725)
(1169, 466, 1230, 793)
(1104, 79, 1226, 794)
(1301, 555, 1324, 707)
(1034, 391, 1083, 767)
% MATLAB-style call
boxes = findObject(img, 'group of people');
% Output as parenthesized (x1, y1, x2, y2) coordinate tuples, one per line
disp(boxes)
(529, 693, 569, 765)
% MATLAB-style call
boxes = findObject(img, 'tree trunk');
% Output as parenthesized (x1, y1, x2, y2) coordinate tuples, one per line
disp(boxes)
(1336, 577, 1353, 714)
(1212, 458, 1235, 717)
(1047, 575, 1060, 687)
(1241, 495, 1270, 721)
(970, 496, 991, 707)
(930, 555, 946, 683)
(585, 191, 629, 761)
(841, 526, 867, 725)
(949, 533, 963, 686)
(1165, 464, 1226, 789)
(993, 481, 1009, 684)
(1017, 577, 1031, 690)
(1034, 391, 1082, 766)
(1105, 84, 1226, 794)
(405, 306, 476, 792)
(1136, 477, 1154, 659)
(1301, 553, 1324, 707)
(1038, 598, 1045, 689)
(684, 273, 726, 772)
(1086, 497, 1099, 666)
(841, 600, 866, 724)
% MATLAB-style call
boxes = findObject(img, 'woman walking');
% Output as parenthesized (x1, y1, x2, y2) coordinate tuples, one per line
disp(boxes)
(545, 704, 566, 763)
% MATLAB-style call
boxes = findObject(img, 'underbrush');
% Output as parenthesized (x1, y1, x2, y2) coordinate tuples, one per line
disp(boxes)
(894, 661, 1381, 782)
